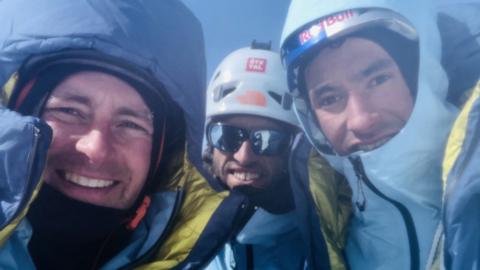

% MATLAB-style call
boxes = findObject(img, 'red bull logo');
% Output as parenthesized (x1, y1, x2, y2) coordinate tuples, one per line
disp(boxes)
(299, 10, 356, 45)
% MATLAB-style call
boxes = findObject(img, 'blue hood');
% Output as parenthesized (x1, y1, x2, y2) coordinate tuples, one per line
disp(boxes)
(0, 0, 207, 169)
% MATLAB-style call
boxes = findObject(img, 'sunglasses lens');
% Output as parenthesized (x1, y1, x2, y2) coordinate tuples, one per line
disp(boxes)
(209, 123, 291, 156)
(251, 130, 291, 155)
(209, 124, 244, 153)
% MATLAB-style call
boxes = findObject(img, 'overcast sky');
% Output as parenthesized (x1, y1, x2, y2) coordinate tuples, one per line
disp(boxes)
(182, 0, 290, 79)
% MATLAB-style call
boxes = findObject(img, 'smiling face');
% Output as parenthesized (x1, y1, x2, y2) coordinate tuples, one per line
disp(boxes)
(41, 71, 154, 209)
(304, 37, 414, 155)
(211, 115, 288, 190)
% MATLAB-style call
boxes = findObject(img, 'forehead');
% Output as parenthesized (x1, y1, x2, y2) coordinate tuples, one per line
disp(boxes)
(219, 114, 285, 130)
(48, 71, 149, 111)
(305, 37, 396, 82)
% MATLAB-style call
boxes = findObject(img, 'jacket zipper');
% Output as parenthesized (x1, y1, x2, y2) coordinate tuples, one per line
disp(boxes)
(201, 201, 255, 269)
(2, 125, 42, 230)
(245, 244, 254, 270)
(349, 156, 419, 270)
(173, 193, 255, 270)
(119, 187, 185, 270)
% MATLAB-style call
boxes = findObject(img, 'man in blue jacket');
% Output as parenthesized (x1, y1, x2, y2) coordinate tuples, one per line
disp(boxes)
(0, 1, 252, 269)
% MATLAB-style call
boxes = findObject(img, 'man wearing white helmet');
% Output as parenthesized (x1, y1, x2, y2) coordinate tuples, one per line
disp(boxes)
(202, 42, 324, 269)
(280, 0, 457, 269)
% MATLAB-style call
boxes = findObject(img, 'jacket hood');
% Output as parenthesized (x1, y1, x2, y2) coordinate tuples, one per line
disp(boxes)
(281, 0, 454, 158)
(282, 0, 440, 53)
(281, 0, 457, 269)
(280, 0, 457, 176)
(0, 0, 206, 169)
(443, 82, 480, 270)
(0, 108, 51, 242)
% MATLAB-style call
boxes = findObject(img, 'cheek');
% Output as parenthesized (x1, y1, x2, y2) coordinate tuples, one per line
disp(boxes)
(262, 157, 287, 186)
(44, 117, 84, 146)
(123, 141, 152, 201)
(266, 157, 287, 173)
(42, 123, 71, 182)
(128, 141, 152, 178)
(375, 83, 414, 121)
(45, 122, 72, 153)
(394, 89, 414, 121)
(314, 110, 342, 143)
(211, 150, 227, 177)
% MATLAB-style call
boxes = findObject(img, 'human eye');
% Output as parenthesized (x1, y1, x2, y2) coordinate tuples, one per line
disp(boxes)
(117, 119, 153, 137)
(319, 94, 342, 107)
(43, 106, 86, 123)
(311, 90, 344, 109)
(119, 121, 147, 131)
(53, 107, 81, 116)
(368, 73, 391, 88)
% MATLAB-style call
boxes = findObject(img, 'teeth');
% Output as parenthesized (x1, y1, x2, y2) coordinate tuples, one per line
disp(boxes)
(357, 137, 390, 152)
(233, 172, 260, 181)
(65, 172, 114, 188)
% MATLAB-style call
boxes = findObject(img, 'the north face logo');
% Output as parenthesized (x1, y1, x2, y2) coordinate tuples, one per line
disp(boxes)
(235, 90, 267, 107)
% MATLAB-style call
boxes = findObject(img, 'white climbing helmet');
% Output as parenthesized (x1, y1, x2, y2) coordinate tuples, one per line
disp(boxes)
(206, 41, 299, 127)
(280, 7, 419, 155)
(281, 7, 417, 96)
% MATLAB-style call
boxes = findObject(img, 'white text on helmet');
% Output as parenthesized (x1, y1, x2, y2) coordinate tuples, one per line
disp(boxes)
(299, 10, 356, 45)
(246, 57, 267, 73)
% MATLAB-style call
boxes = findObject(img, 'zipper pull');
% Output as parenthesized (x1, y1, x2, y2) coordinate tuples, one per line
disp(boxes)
(355, 198, 366, 212)
(349, 156, 367, 212)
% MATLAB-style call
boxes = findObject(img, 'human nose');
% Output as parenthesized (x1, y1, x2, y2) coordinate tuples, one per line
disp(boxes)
(345, 95, 380, 136)
(75, 129, 111, 165)
(232, 140, 257, 165)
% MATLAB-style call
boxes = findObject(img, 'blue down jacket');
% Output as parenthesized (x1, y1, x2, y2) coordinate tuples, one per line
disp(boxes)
(443, 82, 480, 270)
(0, 1, 254, 269)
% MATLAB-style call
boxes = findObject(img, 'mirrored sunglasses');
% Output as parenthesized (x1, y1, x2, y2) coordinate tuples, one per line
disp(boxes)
(207, 122, 292, 156)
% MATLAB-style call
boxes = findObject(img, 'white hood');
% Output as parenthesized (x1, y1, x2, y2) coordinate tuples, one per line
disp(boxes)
(281, 0, 457, 269)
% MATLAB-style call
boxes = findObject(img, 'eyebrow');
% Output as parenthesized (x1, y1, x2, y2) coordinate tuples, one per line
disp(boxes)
(308, 83, 337, 98)
(50, 90, 91, 106)
(49, 88, 153, 122)
(309, 58, 395, 96)
(352, 58, 395, 82)
(116, 107, 153, 123)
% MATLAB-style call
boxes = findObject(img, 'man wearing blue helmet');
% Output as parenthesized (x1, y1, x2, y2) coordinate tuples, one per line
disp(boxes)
(281, 1, 457, 269)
